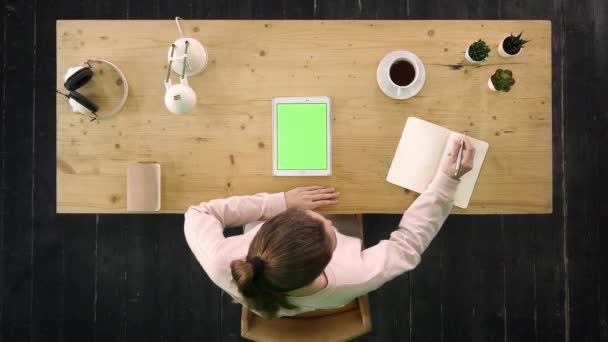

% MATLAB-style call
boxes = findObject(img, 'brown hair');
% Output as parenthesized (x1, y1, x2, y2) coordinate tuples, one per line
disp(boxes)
(230, 207, 333, 317)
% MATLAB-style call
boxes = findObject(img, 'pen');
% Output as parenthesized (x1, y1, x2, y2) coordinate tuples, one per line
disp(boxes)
(454, 135, 465, 177)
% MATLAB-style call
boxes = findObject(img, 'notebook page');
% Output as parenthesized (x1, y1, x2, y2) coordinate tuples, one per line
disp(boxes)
(386, 117, 450, 193)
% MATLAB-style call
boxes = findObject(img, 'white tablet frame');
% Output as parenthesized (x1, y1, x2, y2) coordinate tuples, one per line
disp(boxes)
(272, 96, 332, 176)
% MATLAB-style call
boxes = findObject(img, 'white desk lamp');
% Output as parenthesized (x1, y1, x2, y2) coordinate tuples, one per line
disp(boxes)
(164, 17, 208, 115)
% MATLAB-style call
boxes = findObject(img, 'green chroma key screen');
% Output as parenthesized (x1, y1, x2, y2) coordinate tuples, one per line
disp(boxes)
(277, 103, 328, 170)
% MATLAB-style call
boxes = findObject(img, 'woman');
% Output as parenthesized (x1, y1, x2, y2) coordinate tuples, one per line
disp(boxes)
(184, 137, 475, 318)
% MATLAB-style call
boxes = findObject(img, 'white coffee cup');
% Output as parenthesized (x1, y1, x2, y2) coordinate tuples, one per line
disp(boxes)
(377, 51, 426, 100)
(390, 58, 418, 98)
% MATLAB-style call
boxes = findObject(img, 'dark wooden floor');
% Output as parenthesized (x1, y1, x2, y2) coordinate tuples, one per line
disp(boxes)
(1, 0, 606, 341)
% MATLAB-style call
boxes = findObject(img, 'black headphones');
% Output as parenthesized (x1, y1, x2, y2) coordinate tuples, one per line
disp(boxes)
(57, 59, 128, 121)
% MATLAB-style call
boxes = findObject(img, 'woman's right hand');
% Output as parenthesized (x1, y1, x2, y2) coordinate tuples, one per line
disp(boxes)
(441, 136, 476, 180)
(285, 186, 340, 209)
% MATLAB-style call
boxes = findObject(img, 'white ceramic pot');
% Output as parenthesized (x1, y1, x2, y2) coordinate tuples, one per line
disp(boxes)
(498, 35, 523, 58)
(488, 78, 497, 91)
(465, 46, 483, 64)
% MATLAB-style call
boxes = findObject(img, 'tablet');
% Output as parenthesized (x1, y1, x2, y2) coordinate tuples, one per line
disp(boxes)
(272, 96, 332, 176)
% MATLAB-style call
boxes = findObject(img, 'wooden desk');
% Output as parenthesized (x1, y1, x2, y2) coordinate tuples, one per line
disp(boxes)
(56, 20, 552, 214)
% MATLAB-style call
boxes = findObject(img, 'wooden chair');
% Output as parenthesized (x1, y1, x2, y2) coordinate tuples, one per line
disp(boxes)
(240, 214, 372, 342)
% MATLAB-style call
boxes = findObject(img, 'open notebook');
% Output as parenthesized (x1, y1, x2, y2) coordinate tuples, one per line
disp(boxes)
(386, 117, 489, 209)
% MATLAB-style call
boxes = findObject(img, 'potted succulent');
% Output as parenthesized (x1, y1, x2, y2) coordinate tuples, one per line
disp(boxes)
(465, 39, 491, 64)
(488, 69, 515, 92)
(498, 32, 529, 57)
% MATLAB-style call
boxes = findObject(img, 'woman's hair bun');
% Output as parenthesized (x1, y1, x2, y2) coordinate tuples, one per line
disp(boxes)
(230, 259, 256, 298)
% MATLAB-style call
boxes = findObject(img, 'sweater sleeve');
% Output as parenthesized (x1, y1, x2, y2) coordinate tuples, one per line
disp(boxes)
(184, 192, 287, 262)
(358, 171, 459, 292)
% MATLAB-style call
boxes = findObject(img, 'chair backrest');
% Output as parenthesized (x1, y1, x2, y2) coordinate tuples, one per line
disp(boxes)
(240, 295, 371, 342)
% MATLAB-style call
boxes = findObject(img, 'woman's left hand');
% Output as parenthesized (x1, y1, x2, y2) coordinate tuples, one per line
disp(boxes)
(285, 186, 340, 210)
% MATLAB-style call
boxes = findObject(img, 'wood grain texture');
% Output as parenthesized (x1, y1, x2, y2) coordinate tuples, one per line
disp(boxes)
(405, 3, 505, 342)
(594, 0, 608, 340)
(440, 216, 475, 341)
(499, 1, 567, 341)
(62, 215, 97, 342)
(471, 216, 505, 342)
(31, 1, 101, 342)
(503, 215, 537, 340)
(563, 0, 604, 341)
(95, 215, 129, 342)
(32, 0, 66, 339)
(4, 0, 606, 342)
(1, 1, 36, 341)
(309, 3, 410, 342)
(361, 214, 410, 342)
(0, 0, 5, 334)
(55, 20, 552, 214)
(157, 215, 195, 342)
(122, 6, 164, 342)
(124, 217, 161, 342)
(409, 230, 442, 342)
(409, 0, 500, 19)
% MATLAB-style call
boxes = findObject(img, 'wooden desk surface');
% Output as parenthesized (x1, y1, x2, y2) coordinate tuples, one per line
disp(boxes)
(56, 20, 552, 214)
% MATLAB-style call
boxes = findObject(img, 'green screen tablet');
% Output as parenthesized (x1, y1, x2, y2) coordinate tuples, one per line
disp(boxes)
(273, 97, 332, 176)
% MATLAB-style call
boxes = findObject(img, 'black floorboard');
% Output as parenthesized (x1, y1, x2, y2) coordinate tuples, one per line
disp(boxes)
(1, 0, 606, 341)
(3, 1, 36, 341)
(362, 214, 410, 342)
(563, 1, 605, 342)
(596, 2, 608, 341)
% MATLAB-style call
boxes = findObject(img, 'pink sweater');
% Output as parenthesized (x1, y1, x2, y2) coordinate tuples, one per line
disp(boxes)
(184, 171, 459, 317)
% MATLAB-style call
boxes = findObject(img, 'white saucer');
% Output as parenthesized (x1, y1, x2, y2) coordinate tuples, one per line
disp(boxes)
(376, 51, 426, 100)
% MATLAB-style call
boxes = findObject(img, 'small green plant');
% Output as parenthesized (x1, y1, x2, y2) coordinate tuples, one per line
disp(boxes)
(503, 32, 529, 55)
(468, 39, 491, 61)
(491, 69, 515, 92)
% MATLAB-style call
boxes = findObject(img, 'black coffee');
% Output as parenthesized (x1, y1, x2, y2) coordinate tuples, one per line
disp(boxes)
(389, 60, 416, 86)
